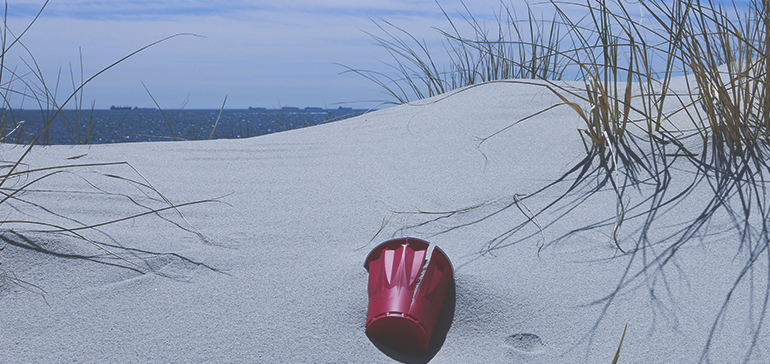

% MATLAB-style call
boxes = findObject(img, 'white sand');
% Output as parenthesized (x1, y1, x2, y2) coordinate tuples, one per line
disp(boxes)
(0, 81, 768, 363)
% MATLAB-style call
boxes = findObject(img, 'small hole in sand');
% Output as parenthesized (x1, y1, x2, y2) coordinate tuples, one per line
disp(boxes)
(504, 333, 545, 353)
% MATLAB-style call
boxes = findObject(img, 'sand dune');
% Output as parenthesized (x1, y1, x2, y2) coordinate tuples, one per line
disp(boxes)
(1, 80, 767, 363)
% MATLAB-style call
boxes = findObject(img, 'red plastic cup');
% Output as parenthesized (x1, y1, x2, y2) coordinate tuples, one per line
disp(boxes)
(364, 237, 454, 354)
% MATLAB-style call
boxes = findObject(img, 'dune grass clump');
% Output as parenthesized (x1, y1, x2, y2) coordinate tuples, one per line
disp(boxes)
(347, 0, 770, 361)
(345, 0, 769, 158)
(338, 1, 566, 104)
(0, 1, 217, 295)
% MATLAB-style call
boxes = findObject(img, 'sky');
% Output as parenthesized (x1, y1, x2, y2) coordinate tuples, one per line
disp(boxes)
(0, 0, 750, 110)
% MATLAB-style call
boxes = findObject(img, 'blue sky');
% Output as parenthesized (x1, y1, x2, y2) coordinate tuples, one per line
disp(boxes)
(3, 0, 484, 109)
(0, 0, 752, 110)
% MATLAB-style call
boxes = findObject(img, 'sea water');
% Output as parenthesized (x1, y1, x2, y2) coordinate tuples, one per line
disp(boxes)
(0, 108, 370, 145)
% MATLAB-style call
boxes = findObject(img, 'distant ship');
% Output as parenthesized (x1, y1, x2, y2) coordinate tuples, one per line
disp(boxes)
(337, 106, 352, 110)
(281, 106, 299, 110)
(248, 106, 266, 110)
(110, 105, 132, 110)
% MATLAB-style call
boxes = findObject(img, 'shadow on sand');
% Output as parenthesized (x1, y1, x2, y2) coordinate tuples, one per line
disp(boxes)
(386, 129, 770, 361)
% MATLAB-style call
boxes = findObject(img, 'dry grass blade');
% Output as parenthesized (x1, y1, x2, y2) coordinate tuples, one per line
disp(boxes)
(1, 33, 200, 190)
(0, 258, 47, 303)
(0, 156, 223, 284)
(0, 158, 219, 241)
(513, 193, 545, 253)
(611, 323, 629, 364)
(141, 80, 180, 141)
(208, 95, 228, 140)
(3, 220, 158, 275)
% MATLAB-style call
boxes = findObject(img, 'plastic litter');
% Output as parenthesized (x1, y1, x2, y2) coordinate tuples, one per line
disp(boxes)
(364, 237, 454, 354)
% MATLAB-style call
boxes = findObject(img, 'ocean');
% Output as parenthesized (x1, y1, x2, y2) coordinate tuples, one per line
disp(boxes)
(0, 107, 371, 145)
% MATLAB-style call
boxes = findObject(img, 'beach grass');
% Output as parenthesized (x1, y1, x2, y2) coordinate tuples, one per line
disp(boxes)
(345, 0, 769, 158)
(0, 1, 216, 294)
(347, 0, 770, 360)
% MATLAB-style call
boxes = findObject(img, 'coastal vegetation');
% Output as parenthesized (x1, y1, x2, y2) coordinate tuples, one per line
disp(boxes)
(0, 0, 364, 299)
(344, 0, 770, 361)
(0, 1, 216, 295)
